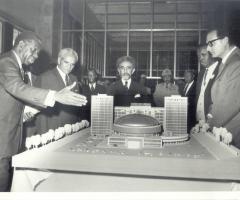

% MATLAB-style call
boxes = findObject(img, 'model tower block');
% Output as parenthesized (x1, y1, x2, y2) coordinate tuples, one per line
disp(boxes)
(91, 94, 114, 137)
(164, 95, 188, 135)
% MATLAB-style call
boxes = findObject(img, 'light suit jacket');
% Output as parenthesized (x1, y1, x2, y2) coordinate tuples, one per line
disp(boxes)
(0, 51, 49, 157)
(210, 47, 240, 148)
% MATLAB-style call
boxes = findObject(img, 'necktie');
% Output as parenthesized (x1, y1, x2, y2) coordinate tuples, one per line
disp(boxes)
(203, 68, 208, 85)
(90, 84, 94, 91)
(184, 83, 189, 94)
(124, 81, 128, 90)
(65, 75, 70, 86)
(23, 72, 30, 84)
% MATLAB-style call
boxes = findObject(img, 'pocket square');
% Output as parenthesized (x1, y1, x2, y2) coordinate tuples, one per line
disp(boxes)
(134, 94, 141, 98)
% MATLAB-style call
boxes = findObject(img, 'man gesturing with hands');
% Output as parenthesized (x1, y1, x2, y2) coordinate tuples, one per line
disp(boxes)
(0, 31, 86, 191)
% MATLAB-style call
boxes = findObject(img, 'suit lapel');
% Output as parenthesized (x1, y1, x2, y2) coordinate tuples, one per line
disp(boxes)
(10, 51, 25, 80)
(52, 67, 66, 88)
(215, 48, 238, 80)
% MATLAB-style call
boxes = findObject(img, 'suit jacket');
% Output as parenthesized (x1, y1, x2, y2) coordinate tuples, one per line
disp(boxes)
(210, 47, 240, 148)
(33, 67, 80, 134)
(183, 81, 196, 132)
(80, 83, 106, 121)
(195, 63, 219, 119)
(0, 51, 49, 157)
(107, 80, 150, 106)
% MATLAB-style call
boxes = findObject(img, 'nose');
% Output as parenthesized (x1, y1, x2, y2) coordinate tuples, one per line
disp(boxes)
(207, 45, 211, 52)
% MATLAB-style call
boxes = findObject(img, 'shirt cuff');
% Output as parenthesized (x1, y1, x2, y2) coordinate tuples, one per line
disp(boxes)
(44, 90, 56, 107)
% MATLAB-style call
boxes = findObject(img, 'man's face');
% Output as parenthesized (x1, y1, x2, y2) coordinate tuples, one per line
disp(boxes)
(58, 55, 76, 74)
(117, 61, 135, 81)
(163, 75, 171, 84)
(184, 72, 194, 83)
(206, 30, 227, 59)
(198, 48, 210, 68)
(88, 71, 97, 84)
(22, 40, 40, 65)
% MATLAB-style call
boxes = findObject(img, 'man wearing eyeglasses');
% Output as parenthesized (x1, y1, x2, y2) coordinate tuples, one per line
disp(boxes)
(206, 27, 240, 149)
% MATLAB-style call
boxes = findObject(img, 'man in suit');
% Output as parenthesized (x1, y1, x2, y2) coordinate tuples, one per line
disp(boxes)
(195, 44, 219, 123)
(182, 70, 196, 132)
(206, 27, 240, 148)
(153, 68, 179, 107)
(80, 68, 106, 122)
(81, 68, 106, 121)
(107, 56, 149, 106)
(0, 32, 87, 191)
(33, 48, 82, 134)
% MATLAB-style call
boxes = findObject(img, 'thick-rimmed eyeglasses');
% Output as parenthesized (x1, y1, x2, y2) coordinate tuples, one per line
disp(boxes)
(206, 37, 223, 47)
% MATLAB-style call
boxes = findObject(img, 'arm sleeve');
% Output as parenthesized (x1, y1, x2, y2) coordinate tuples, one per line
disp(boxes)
(1, 59, 54, 108)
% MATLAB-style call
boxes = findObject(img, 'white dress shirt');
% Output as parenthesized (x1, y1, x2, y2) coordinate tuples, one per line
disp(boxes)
(57, 66, 69, 86)
(222, 46, 237, 64)
(89, 82, 96, 90)
(184, 80, 194, 96)
(121, 78, 131, 89)
(196, 61, 218, 121)
(12, 50, 55, 108)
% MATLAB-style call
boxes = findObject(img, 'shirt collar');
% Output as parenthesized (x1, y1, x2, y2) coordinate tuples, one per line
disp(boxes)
(222, 46, 237, 64)
(89, 82, 96, 89)
(12, 50, 23, 70)
(57, 66, 68, 83)
(121, 78, 131, 89)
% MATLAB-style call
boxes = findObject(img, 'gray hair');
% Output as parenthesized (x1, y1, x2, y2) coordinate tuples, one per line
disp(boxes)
(58, 48, 78, 62)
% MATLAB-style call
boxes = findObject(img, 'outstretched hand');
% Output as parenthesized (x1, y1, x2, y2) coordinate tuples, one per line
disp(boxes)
(55, 82, 87, 106)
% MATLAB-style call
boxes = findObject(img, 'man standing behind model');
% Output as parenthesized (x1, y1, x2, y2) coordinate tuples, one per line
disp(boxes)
(107, 56, 149, 106)
(0, 32, 87, 191)
(182, 70, 196, 133)
(33, 48, 81, 134)
(206, 27, 240, 148)
(81, 68, 106, 122)
(195, 44, 219, 122)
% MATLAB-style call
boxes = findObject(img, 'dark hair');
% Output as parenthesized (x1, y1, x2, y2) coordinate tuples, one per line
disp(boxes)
(197, 43, 207, 51)
(207, 26, 234, 45)
(14, 31, 42, 48)
(88, 68, 98, 76)
(184, 69, 195, 77)
(116, 56, 136, 69)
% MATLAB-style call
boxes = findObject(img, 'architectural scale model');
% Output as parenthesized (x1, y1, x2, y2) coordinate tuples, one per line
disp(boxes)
(90, 94, 188, 148)
(90, 94, 114, 136)
(114, 103, 165, 125)
(164, 95, 188, 135)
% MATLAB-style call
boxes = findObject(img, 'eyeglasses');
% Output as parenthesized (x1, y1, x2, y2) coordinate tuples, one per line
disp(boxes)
(206, 37, 223, 47)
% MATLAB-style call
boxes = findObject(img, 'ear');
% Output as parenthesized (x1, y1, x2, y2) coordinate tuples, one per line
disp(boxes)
(117, 68, 121, 74)
(223, 36, 229, 45)
(18, 40, 26, 49)
(57, 57, 61, 65)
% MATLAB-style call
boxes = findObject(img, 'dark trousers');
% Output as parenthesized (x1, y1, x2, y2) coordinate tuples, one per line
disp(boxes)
(0, 157, 12, 192)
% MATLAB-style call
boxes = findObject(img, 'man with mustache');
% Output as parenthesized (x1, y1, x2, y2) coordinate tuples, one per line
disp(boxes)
(107, 56, 149, 106)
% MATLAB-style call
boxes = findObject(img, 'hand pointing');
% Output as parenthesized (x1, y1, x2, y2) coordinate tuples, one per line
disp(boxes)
(55, 82, 87, 106)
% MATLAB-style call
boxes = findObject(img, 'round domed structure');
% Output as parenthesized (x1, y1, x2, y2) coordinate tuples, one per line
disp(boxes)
(113, 114, 162, 136)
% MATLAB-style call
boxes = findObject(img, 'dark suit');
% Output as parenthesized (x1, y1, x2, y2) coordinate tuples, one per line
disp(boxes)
(0, 51, 49, 191)
(107, 80, 150, 106)
(195, 62, 219, 121)
(210, 47, 240, 148)
(183, 81, 196, 132)
(80, 83, 106, 122)
(33, 67, 80, 134)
